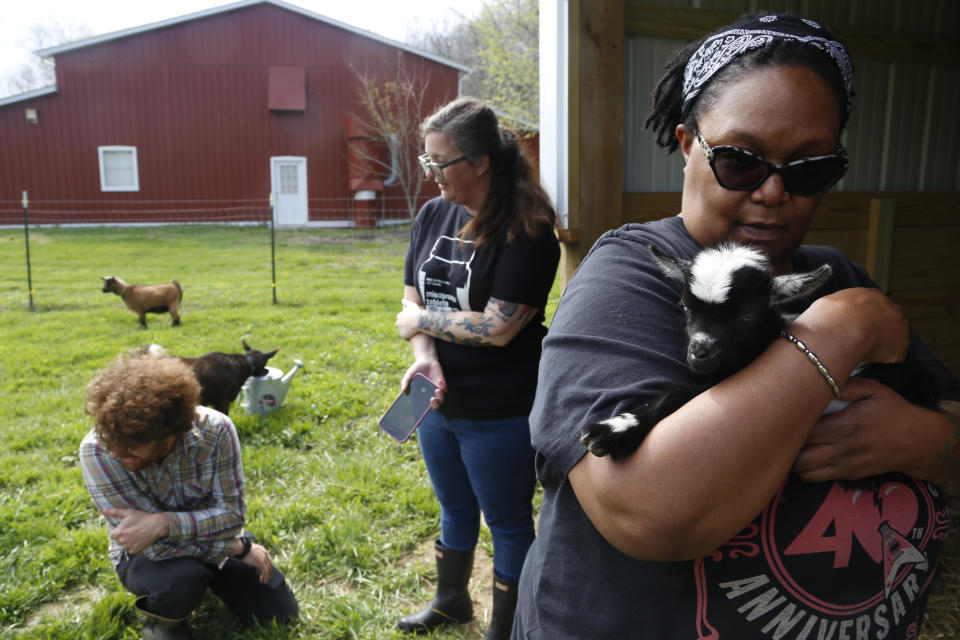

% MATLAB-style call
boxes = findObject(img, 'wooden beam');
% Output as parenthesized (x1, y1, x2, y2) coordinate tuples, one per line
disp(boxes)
(866, 198, 896, 292)
(559, 0, 625, 286)
(624, 1, 960, 66)
(625, 2, 733, 40)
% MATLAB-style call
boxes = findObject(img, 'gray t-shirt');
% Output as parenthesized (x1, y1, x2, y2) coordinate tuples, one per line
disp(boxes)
(514, 216, 959, 640)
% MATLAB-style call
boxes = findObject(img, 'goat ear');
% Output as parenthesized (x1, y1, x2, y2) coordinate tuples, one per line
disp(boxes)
(242, 338, 251, 352)
(265, 349, 279, 359)
(771, 264, 833, 305)
(648, 244, 689, 284)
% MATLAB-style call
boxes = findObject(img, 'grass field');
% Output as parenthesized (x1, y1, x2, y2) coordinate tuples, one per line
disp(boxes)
(0, 224, 562, 639)
(1, 224, 958, 639)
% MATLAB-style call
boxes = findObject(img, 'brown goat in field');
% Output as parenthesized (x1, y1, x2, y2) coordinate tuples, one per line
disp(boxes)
(101, 276, 182, 328)
(150, 339, 279, 415)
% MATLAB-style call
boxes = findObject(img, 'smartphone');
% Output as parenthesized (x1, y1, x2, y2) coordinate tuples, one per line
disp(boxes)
(378, 373, 438, 443)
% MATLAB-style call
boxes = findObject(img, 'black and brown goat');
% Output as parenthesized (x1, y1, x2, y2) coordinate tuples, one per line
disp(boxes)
(101, 276, 182, 328)
(151, 339, 279, 416)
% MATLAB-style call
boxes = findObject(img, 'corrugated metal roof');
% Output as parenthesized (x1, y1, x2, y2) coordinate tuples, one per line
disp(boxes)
(0, 85, 58, 107)
(35, 0, 472, 74)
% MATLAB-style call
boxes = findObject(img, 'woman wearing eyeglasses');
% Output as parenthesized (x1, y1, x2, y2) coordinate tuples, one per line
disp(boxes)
(393, 96, 559, 639)
(513, 14, 960, 640)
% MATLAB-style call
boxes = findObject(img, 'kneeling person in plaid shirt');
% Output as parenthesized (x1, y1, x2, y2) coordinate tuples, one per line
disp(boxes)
(80, 350, 298, 640)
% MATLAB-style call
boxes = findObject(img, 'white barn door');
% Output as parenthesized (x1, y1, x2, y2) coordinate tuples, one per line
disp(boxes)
(270, 156, 308, 226)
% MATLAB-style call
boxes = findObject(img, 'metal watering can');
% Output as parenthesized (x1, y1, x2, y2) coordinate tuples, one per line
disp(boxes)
(238, 359, 304, 414)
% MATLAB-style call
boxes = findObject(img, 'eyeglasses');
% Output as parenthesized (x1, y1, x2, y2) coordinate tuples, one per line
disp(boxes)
(696, 133, 848, 197)
(418, 153, 468, 181)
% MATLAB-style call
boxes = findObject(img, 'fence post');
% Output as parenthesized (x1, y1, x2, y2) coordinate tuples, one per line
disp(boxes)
(270, 193, 277, 305)
(22, 190, 34, 311)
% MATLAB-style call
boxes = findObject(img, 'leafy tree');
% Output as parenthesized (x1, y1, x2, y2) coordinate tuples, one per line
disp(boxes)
(409, 0, 539, 128)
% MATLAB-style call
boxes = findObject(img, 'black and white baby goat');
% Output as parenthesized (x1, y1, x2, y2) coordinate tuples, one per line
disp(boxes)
(579, 243, 939, 461)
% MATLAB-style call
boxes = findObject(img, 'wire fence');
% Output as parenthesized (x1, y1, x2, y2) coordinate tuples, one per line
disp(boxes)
(0, 194, 420, 227)
(0, 194, 420, 312)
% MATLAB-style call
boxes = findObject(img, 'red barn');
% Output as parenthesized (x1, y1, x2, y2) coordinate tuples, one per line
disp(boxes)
(0, 0, 469, 227)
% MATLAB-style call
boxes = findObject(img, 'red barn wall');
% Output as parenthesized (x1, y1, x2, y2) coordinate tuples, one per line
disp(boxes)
(0, 3, 456, 224)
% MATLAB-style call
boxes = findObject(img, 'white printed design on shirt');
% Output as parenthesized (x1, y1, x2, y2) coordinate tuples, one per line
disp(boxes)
(693, 477, 948, 639)
(418, 235, 477, 311)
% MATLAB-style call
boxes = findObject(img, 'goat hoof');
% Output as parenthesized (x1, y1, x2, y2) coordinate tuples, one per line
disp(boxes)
(588, 443, 608, 457)
(579, 428, 610, 457)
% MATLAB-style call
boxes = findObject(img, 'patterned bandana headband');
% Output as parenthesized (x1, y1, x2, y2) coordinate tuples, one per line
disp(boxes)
(681, 14, 854, 122)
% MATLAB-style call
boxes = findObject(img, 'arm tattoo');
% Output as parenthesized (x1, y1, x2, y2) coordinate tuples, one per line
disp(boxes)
(937, 401, 960, 467)
(419, 310, 453, 334)
(490, 298, 520, 323)
(457, 315, 495, 337)
(419, 310, 491, 345)
(516, 305, 536, 325)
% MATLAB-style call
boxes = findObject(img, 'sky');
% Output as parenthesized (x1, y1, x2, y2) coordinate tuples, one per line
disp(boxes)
(0, 0, 487, 82)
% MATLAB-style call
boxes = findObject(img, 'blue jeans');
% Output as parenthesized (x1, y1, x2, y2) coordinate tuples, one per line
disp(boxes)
(417, 411, 537, 582)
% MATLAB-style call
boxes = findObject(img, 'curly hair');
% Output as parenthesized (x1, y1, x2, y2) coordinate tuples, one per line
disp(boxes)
(420, 96, 556, 249)
(644, 13, 851, 153)
(85, 350, 200, 453)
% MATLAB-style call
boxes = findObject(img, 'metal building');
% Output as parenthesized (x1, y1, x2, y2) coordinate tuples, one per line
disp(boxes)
(0, 0, 470, 226)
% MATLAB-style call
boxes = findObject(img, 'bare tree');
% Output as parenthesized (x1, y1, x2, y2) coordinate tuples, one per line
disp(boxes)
(2, 20, 94, 97)
(349, 53, 450, 218)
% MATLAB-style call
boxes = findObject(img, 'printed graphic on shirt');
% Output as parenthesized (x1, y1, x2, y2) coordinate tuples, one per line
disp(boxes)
(418, 235, 477, 311)
(693, 477, 949, 639)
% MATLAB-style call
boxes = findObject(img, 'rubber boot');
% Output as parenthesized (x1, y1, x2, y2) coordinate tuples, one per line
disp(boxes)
(482, 574, 519, 640)
(397, 540, 474, 634)
(136, 596, 193, 640)
(141, 616, 193, 640)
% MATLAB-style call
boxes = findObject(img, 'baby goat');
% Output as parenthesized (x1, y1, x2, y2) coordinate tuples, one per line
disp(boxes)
(579, 243, 938, 461)
(101, 276, 182, 328)
(151, 339, 278, 415)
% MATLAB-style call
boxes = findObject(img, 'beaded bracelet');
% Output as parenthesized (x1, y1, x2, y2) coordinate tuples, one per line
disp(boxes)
(780, 331, 841, 398)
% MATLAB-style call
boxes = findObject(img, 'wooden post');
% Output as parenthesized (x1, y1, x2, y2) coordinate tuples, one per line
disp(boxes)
(558, 0, 625, 286)
(270, 193, 278, 304)
(865, 197, 895, 292)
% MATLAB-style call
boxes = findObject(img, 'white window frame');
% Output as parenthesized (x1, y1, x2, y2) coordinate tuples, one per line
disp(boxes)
(98, 145, 140, 192)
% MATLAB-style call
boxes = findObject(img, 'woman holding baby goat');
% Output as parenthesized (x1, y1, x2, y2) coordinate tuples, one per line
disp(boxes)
(393, 97, 559, 639)
(514, 13, 960, 640)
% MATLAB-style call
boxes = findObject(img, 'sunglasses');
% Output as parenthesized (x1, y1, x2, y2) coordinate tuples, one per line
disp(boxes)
(418, 153, 468, 181)
(696, 133, 848, 197)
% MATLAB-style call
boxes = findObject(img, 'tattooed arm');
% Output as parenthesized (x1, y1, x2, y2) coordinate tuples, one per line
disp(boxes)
(395, 294, 539, 347)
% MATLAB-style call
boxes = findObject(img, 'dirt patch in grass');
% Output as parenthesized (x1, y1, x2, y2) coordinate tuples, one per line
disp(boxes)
(23, 584, 108, 629)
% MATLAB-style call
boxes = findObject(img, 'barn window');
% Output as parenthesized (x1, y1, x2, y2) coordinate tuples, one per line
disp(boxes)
(268, 66, 306, 111)
(98, 146, 140, 192)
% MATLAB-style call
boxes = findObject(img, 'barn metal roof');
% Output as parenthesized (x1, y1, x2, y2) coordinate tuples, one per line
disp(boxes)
(35, 0, 473, 74)
(0, 85, 58, 108)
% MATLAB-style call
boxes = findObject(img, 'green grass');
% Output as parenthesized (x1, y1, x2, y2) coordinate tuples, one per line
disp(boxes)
(0, 224, 562, 640)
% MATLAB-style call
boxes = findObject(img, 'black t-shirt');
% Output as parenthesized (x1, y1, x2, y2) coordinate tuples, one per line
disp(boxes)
(404, 197, 560, 419)
(515, 216, 960, 640)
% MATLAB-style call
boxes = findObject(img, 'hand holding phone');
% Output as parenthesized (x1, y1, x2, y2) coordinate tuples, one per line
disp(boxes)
(379, 373, 439, 443)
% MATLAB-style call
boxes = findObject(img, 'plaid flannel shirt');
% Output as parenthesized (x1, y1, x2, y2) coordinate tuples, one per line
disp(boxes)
(79, 405, 246, 567)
